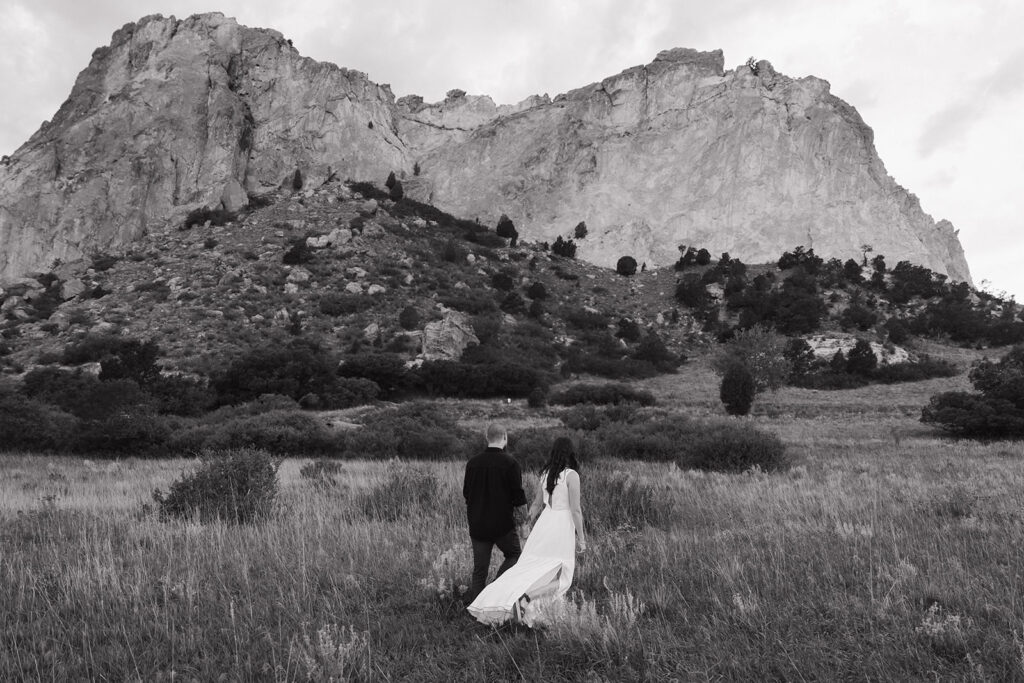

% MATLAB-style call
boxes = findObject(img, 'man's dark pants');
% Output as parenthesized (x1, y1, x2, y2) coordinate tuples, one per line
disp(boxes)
(467, 529, 521, 601)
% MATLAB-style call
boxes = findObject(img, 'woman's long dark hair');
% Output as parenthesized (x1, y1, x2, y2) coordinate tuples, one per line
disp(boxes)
(544, 436, 579, 496)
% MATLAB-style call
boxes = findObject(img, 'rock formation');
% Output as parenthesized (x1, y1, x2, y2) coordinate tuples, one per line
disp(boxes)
(0, 13, 972, 285)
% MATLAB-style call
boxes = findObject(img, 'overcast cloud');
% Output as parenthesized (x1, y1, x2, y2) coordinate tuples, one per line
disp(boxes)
(1, 0, 1021, 298)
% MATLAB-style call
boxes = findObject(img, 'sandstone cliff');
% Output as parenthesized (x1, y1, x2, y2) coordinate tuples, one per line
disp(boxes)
(0, 14, 971, 284)
(402, 50, 970, 282)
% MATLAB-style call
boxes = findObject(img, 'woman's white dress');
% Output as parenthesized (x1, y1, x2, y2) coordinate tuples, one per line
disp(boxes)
(467, 470, 577, 625)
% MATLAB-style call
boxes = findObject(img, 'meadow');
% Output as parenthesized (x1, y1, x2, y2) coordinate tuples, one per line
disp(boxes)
(2, 359, 1023, 681)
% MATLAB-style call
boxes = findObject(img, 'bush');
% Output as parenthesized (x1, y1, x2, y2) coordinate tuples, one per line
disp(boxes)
(695, 248, 712, 266)
(632, 332, 683, 371)
(574, 222, 588, 239)
(172, 410, 339, 455)
(713, 325, 791, 393)
(559, 403, 644, 431)
(526, 282, 548, 300)
(282, 237, 313, 265)
(586, 469, 673, 532)
(616, 318, 642, 342)
(551, 236, 577, 259)
(318, 293, 373, 316)
(212, 341, 340, 406)
(414, 360, 544, 399)
(719, 364, 755, 416)
(338, 403, 477, 460)
(564, 307, 609, 330)
(791, 371, 869, 390)
(846, 339, 878, 376)
(23, 368, 155, 420)
(388, 180, 404, 201)
(73, 410, 170, 455)
(337, 353, 408, 397)
(152, 449, 280, 523)
(357, 463, 440, 521)
(550, 383, 656, 407)
(182, 207, 237, 230)
(491, 272, 515, 291)
(684, 422, 787, 473)
(593, 418, 695, 462)
(921, 345, 1024, 437)
(0, 389, 78, 452)
(840, 304, 878, 332)
(398, 306, 420, 331)
(872, 357, 958, 383)
(616, 256, 638, 277)
(527, 386, 548, 408)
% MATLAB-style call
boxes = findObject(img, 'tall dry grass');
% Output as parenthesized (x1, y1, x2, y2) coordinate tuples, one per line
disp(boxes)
(2, 359, 1024, 680)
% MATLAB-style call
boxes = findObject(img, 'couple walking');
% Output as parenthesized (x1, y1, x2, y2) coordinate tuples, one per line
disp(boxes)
(462, 423, 587, 625)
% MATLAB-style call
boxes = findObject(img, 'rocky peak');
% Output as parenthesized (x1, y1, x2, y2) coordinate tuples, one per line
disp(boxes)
(0, 15, 971, 285)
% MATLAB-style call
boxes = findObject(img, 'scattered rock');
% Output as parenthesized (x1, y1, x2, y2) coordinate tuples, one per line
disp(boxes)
(284, 283, 300, 295)
(363, 322, 380, 340)
(360, 199, 378, 215)
(367, 284, 386, 295)
(59, 279, 87, 300)
(344, 282, 363, 294)
(286, 267, 312, 284)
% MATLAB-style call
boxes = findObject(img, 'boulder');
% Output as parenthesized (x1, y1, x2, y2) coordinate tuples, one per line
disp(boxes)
(344, 282, 363, 294)
(421, 310, 480, 361)
(286, 267, 311, 284)
(220, 177, 249, 213)
(367, 284, 386, 295)
(60, 279, 87, 300)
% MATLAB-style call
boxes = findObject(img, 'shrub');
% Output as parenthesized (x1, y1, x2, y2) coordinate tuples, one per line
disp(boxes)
(338, 403, 477, 460)
(23, 368, 155, 420)
(564, 307, 609, 330)
(586, 469, 672, 532)
(846, 339, 878, 376)
(616, 318, 642, 342)
(414, 360, 544, 399)
(550, 383, 656, 407)
(357, 463, 440, 521)
(921, 345, 1024, 437)
(574, 222, 588, 239)
(675, 275, 711, 309)
(719, 364, 755, 416)
(319, 293, 374, 316)
(791, 371, 869, 390)
(385, 171, 397, 189)
(872, 357, 958, 383)
(559, 403, 644, 431)
(152, 449, 280, 523)
(840, 304, 878, 332)
(182, 207, 237, 230)
(527, 386, 548, 408)
(616, 256, 637, 277)
(73, 410, 170, 455)
(562, 351, 662, 380)
(172, 409, 339, 455)
(526, 282, 548, 300)
(632, 332, 683, 371)
(338, 353, 408, 397)
(495, 215, 518, 246)
(713, 325, 791, 393)
(398, 306, 420, 331)
(684, 422, 787, 473)
(551, 236, 577, 259)
(212, 341, 340, 406)
(0, 389, 78, 452)
(491, 272, 515, 291)
(388, 180, 404, 201)
(885, 318, 910, 344)
(783, 337, 816, 381)
(282, 237, 313, 265)
(695, 248, 712, 266)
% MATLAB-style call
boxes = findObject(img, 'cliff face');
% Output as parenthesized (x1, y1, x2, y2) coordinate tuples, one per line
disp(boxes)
(402, 49, 970, 281)
(0, 13, 408, 280)
(0, 15, 971, 284)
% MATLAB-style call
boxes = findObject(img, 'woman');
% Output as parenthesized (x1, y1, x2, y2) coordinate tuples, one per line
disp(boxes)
(467, 436, 587, 625)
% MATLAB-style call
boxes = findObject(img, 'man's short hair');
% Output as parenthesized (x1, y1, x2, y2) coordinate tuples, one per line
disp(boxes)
(486, 422, 506, 444)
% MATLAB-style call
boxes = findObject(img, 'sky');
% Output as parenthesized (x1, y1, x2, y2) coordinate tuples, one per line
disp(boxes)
(2, 0, 1021, 299)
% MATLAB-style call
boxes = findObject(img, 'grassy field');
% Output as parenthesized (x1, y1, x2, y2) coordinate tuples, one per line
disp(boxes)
(2, 359, 1024, 681)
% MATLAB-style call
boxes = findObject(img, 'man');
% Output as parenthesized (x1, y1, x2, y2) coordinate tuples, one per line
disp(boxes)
(462, 422, 527, 603)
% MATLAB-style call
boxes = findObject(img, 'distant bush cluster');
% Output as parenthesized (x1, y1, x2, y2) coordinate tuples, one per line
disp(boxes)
(921, 345, 1024, 438)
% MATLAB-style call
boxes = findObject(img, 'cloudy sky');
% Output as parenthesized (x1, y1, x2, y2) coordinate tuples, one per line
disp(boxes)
(2, 0, 1021, 298)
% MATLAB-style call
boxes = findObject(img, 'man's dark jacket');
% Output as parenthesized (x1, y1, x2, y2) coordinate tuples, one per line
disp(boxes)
(463, 447, 528, 541)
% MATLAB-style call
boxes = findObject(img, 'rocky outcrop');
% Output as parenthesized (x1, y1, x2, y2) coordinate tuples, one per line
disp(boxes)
(0, 13, 408, 282)
(421, 310, 479, 361)
(405, 50, 971, 282)
(0, 16, 972, 284)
